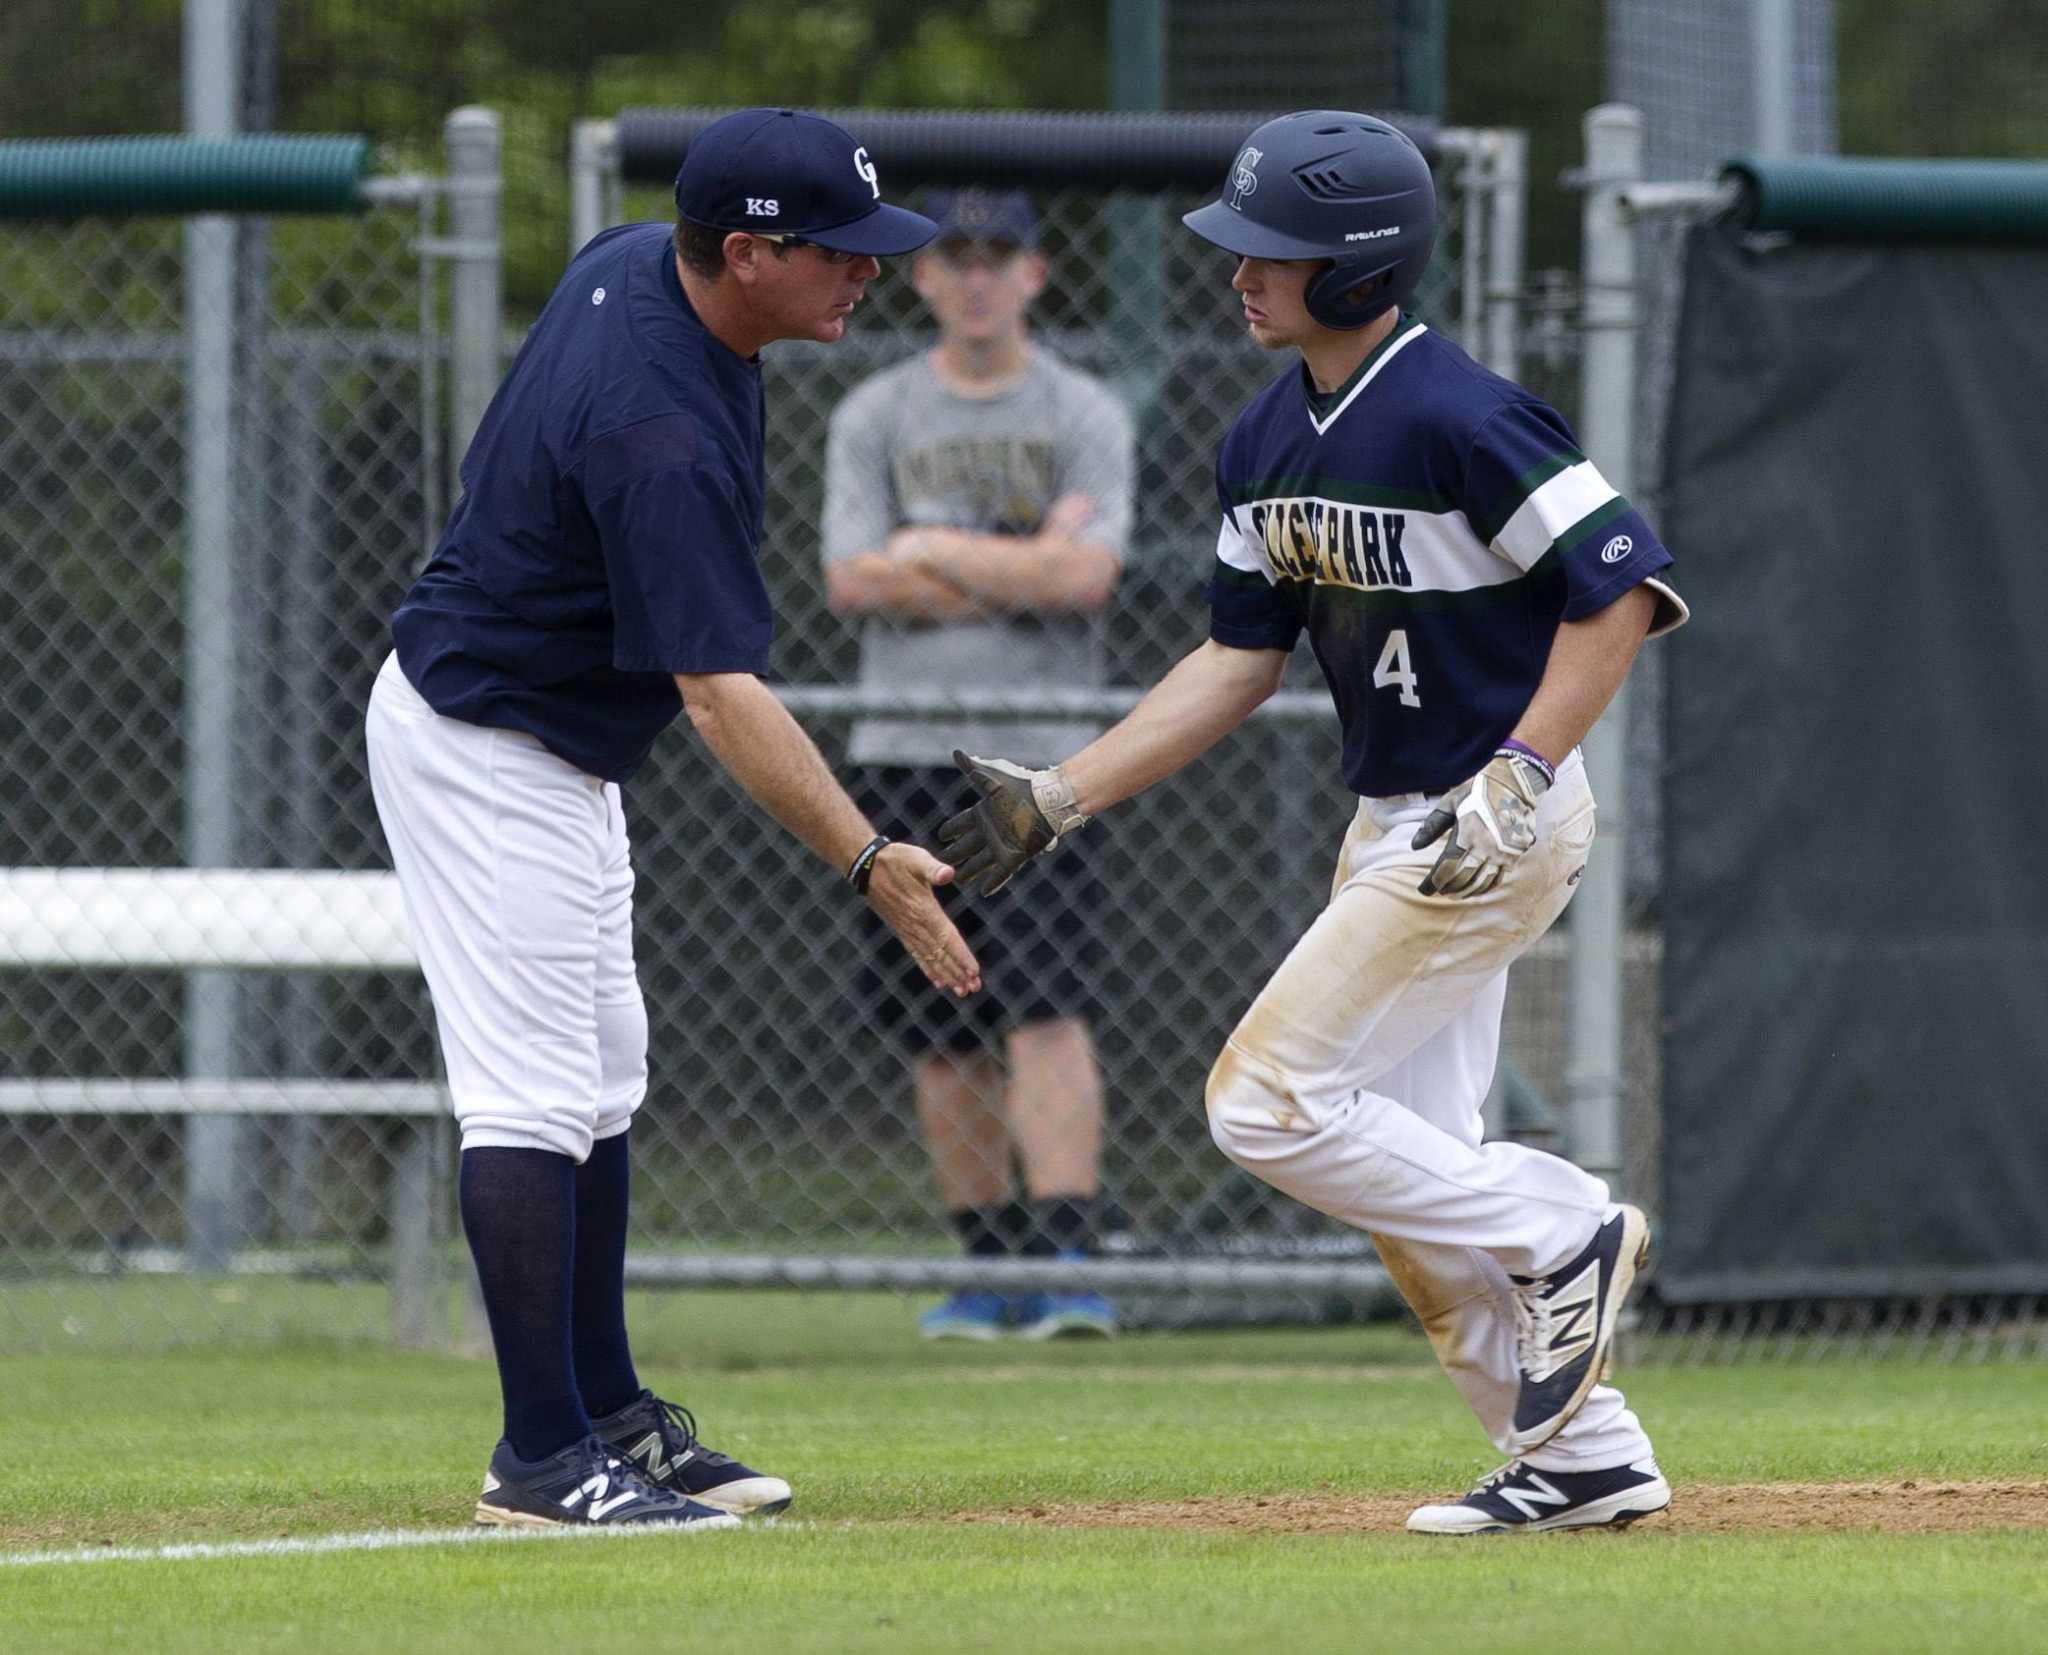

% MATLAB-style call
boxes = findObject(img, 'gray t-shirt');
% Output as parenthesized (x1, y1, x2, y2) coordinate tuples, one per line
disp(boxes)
(822, 349, 1135, 767)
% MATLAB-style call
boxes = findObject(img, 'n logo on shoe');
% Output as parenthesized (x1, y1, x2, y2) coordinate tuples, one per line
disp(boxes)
(624, 1432, 695, 1481)
(560, 1470, 639, 1520)
(1498, 1472, 1572, 1522)
(1532, 1264, 1600, 1380)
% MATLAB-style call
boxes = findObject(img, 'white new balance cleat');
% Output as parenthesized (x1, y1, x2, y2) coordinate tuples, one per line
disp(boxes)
(1406, 1458, 1671, 1536)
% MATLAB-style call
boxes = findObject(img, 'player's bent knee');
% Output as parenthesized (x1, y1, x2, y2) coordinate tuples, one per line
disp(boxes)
(1204, 1038, 1313, 1167)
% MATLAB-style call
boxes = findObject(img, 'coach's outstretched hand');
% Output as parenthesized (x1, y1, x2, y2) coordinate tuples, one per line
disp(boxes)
(938, 750, 1083, 897)
(866, 842, 982, 996)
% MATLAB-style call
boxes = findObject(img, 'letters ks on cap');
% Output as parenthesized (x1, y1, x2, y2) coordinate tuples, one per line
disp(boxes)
(673, 107, 937, 257)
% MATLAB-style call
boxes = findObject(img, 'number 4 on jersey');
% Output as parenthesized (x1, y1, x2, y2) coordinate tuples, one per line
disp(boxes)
(1374, 628, 1421, 708)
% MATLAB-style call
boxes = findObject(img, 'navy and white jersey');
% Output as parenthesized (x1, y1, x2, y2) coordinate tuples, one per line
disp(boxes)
(393, 222, 771, 783)
(1208, 315, 1686, 798)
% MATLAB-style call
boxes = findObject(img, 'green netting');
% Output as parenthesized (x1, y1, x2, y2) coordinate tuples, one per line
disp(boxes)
(0, 135, 371, 221)
(1725, 156, 2048, 242)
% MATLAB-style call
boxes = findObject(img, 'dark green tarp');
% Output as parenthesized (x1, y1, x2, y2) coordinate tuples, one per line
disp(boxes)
(1659, 223, 2048, 1301)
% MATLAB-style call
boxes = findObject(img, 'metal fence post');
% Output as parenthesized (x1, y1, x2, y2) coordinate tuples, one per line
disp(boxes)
(1567, 104, 1643, 1196)
(1107, 0, 1169, 427)
(1752, 0, 1798, 157)
(435, 108, 501, 1351)
(1482, 128, 1527, 382)
(443, 107, 502, 496)
(569, 119, 615, 259)
(389, 1118, 437, 1349)
(182, 0, 250, 1275)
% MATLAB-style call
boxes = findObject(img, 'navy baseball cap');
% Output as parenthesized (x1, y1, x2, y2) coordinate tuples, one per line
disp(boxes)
(924, 188, 1039, 249)
(674, 108, 936, 257)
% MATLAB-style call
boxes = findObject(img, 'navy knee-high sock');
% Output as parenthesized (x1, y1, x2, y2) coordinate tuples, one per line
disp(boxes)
(571, 1130, 642, 1419)
(458, 1146, 590, 1461)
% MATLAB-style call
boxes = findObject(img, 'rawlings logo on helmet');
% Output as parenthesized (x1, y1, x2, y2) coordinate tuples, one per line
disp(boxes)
(1228, 147, 1263, 211)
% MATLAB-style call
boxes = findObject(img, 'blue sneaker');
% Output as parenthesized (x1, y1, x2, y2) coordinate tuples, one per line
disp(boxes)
(591, 1391, 792, 1516)
(1013, 1290, 1118, 1340)
(919, 1289, 1009, 1341)
(1507, 1205, 1650, 1455)
(474, 1435, 737, 1530)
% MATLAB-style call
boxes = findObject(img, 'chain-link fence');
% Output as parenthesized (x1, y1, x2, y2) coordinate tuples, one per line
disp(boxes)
(10, 100, 2039, 1364)
(2, 109, 1588, 1350)
(0, 131, 480, 1352)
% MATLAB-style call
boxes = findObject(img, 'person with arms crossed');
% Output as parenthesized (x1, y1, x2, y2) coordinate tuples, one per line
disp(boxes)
(367, 109, 976, 1531)
(940, 112, 1687, 1533)
(822, 189, 1134, 1340)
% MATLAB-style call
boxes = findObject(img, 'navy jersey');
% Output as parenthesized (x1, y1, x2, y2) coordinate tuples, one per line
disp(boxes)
(393, 223, 772, 783)
(1208, 316, 1686, 798)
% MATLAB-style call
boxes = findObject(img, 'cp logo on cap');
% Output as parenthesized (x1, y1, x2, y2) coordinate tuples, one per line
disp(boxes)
(854, 146, 880, 200)
(1229, 147, 1264, 211)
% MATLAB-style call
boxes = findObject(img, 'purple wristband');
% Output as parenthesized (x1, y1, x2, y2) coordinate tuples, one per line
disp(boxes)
(1497, 739, 1556, 785)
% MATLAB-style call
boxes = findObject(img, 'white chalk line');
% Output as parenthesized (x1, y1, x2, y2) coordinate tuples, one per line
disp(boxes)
(1, 1516, 800, 1570)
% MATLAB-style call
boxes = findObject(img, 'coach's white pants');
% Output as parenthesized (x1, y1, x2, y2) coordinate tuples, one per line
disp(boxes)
(1205, 755, 1653, 1472)
(365, 654, 648, 1162)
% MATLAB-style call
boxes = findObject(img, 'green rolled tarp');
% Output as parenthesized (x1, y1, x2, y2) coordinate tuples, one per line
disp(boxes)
(0, 134, 372, 220)
(1724, 155, 2048, 242)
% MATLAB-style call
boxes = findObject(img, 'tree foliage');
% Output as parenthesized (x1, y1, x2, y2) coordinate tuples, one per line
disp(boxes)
(4, 0, 2043, 307)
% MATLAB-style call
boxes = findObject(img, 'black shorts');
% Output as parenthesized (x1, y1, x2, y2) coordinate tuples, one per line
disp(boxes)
(854, 765, 1106, 1055)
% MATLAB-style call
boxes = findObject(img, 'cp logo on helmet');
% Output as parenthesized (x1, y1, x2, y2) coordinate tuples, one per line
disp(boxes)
(1185, 110, 1438, 332)
(1229, 147, 1263, 210)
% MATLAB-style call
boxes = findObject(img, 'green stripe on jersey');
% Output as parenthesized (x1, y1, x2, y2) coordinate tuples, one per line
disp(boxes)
(1470, 448, 1586, 544)
(1222, 474, 1458, 514)
(1556, 493, 1632, 548)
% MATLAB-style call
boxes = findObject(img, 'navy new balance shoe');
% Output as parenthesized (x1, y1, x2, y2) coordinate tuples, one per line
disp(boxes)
(474, 1435, 738, 1529)
(592, 1391, 793, 1516)
(1406, 1458, 1671, 1535)
(1506, 1204, 1649, 1454)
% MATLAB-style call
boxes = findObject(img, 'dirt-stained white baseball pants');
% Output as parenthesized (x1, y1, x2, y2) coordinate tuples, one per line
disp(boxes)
(1204, 752, 1653, 1471)
(366, 653, 648, 1163)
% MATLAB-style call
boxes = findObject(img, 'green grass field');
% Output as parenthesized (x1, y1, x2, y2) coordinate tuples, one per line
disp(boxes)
(5, 1290, 2046, 1652)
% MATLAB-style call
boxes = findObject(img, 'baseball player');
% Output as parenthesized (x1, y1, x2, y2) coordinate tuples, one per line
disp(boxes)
(822, 188, 1134, 1341)
(367, 108, 975, 1530)
(940, 111, 1688, 1535)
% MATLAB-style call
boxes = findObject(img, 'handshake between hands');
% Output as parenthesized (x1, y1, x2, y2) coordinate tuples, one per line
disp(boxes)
(855, 751, 1085, 1001)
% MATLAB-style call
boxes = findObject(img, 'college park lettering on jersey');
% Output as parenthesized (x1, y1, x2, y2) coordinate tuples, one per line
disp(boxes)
(1247, 498, 1413, 592)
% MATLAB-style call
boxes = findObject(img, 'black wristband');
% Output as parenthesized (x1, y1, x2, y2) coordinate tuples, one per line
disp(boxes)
(846, 834, 891, 895)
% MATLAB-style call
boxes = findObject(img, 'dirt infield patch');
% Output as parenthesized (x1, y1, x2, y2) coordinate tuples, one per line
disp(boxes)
(955, 1481, 2048, 1537)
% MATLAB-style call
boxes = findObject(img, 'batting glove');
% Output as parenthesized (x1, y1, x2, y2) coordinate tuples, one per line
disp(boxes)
(1412, 746, 1554, 898)
(938, 750, 1087, 897)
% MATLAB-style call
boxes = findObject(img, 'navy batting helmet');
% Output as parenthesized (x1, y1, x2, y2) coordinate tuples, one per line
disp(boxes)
(1183, 111, 1436, 331)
